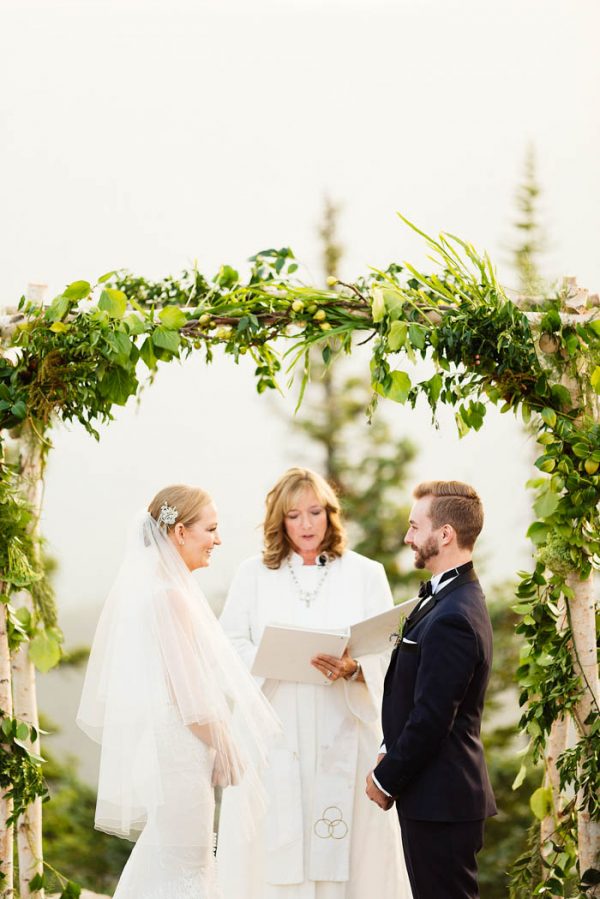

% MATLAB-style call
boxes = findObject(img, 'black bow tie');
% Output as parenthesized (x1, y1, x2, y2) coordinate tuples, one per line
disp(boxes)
(418, 580, 433, 599)
(417, 562, 474, 601)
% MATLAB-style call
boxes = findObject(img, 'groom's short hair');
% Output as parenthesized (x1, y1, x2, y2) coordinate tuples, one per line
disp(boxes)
(414, 480, 483, 550)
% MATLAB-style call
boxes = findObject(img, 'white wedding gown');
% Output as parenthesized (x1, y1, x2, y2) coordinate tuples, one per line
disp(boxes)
(112, 707, 222, 899)
(78, 513, 280, 899)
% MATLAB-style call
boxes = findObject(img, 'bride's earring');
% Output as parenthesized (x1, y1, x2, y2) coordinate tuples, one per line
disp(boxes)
(179, 539, 185, 546)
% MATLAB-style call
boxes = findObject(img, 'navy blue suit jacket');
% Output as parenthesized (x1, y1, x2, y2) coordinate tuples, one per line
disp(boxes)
(374, 567, 497, 822)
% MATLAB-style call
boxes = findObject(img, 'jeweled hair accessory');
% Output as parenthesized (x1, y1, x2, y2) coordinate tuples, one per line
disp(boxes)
(157, 502, 178, 528)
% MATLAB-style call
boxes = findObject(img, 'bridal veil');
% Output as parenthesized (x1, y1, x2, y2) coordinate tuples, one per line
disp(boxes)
(77, 511, 280, 844)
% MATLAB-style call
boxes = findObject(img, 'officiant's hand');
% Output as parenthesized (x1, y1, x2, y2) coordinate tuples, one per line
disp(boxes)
(366, 771, 394, 811)
(311, 647, 361, 682)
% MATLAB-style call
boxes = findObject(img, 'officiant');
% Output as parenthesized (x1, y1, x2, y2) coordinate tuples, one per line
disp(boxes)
(217, 467, 411, 899)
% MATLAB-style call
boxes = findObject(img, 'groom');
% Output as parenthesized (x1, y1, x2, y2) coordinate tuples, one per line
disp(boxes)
(366, 480, 496, 899)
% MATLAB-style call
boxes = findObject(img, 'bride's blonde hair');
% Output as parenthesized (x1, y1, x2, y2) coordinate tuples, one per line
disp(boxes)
(262, 468, 346, 569)
(148, 484, 211, 531)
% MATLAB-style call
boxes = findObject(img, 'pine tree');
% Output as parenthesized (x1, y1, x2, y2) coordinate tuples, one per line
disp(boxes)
(291, 198, 420, 598)
(512, 146, 547, 296)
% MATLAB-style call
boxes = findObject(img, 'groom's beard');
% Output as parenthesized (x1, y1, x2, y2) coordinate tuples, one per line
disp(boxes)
(410, 536, 440, 570)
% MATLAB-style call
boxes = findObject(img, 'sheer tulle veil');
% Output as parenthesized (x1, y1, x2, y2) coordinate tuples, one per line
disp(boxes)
(77, 511, 280, 842)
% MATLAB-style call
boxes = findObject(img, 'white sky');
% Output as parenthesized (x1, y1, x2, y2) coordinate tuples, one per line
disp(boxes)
(1, 0, 599, 617)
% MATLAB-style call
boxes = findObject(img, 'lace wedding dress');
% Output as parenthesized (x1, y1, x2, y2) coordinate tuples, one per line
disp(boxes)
(112, 707, 221, 899)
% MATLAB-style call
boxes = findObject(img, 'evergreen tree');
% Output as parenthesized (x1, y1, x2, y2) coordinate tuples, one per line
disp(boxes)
(511, 146, 547, 296)
(292, 198, 420, 597)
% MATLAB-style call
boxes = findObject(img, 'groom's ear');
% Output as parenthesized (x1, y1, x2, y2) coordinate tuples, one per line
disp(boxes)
(440, 524, 455, 546)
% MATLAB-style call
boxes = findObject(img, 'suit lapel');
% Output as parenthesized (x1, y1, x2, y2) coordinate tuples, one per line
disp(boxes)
(403, 568, 478, 636)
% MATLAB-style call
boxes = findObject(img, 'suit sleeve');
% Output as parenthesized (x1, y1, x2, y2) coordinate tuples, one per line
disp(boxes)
(374, 612, 479, 796)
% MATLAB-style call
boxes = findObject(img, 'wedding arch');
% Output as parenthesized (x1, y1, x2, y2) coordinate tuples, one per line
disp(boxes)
(1, 220, 598, 898)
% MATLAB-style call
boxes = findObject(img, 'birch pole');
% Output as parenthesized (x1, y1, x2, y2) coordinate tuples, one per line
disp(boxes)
(0, 593, 14, 899)
(10, 283, 48, 899)
(11, 421, 45, 899)
(529, 280, 600, 891)
(560, 284, 599, 891)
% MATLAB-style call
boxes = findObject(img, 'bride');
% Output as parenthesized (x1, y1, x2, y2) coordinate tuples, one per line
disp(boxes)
(77, 484, 280, 898)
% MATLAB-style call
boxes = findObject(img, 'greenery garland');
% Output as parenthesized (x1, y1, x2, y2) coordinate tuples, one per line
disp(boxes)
(0, 221, 598, 895)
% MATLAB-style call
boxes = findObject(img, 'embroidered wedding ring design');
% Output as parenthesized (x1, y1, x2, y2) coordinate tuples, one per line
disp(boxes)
(287, 557, 330, 608)
(313, 806, 348, 840)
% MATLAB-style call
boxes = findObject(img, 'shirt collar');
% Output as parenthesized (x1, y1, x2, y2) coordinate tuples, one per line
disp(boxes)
(430, 568, 459, 594)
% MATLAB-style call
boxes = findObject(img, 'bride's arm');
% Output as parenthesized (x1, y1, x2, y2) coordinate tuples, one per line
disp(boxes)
(155, 589, 245, 785)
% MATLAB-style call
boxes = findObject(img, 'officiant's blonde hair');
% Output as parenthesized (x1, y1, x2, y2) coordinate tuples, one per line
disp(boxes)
(148, 484, 211, 530)
(262, 468, 346, 569)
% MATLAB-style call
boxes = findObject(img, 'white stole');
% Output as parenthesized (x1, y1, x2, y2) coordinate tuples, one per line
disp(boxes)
(263, 680, 366, 884)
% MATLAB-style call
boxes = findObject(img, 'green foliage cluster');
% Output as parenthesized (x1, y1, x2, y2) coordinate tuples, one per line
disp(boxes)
(0, 218, 598, 894)
(0, 714, 50, 899)
(40, 747, 131, 895)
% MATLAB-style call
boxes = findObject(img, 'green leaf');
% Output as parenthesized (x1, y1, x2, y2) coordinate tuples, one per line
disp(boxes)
(63, 280, 91, 300)
(99, 288, 127, 319)
(16, 722, 29, 741)
(382, 287, 404, 319)
(98, 271, 116, 283)
(588, 319, 600, 337)
(15, 606, 32, 629)
(29, 874, 46, 891)
(591, 366, 600, 394)
(158, 306, 187, 329)
(47, 294, 70, 322)
(10, 400, 27, 419)
(140, 337, 157, 369)
(526, 522, 550, 546)
(29, 629, 62, 673)
(49, 321, 70, 333)
(530, 786, 552, 821)
(427, 373, 443, 405)
(512, 763, 527, 791)
(571, 443, 589, 458)
(99, 367, 137, 405)
(125, 313, 147, 335)
(371, 288, 385, 323)
(408, 322, 426, 350)
(384, 370, 411, 404)
(215, 265, 239, 288)
(60, 882, 82, 899)
(533, 489, 559, 519)
(152, 327, 180, 354)
(105, 330, 132, 361)
(540, 407, 557, 428)
(388, 321, 407, 351)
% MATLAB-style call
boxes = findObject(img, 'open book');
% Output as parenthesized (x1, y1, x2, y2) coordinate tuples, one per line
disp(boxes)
(251, 595, 420, 685)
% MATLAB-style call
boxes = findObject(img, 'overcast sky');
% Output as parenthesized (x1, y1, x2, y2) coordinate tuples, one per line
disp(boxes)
(1, 0, 599, 616)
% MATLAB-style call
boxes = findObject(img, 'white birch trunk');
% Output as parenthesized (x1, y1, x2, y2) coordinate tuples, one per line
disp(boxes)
(558, 288, 600, 893)
(567, 572, 600, 894)
(541, 715, 569, 846)
(12, 425, 45, 899)
(0, 596, 14, 899)
(541, 597, 569, 863)
(532, 284, 599, 889)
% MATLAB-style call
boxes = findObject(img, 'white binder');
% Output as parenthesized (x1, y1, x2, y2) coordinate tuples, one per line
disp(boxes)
(251, 595, 420, 685)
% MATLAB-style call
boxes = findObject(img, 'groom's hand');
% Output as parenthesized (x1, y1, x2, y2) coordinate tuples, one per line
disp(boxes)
(365, 771, 394, 811)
